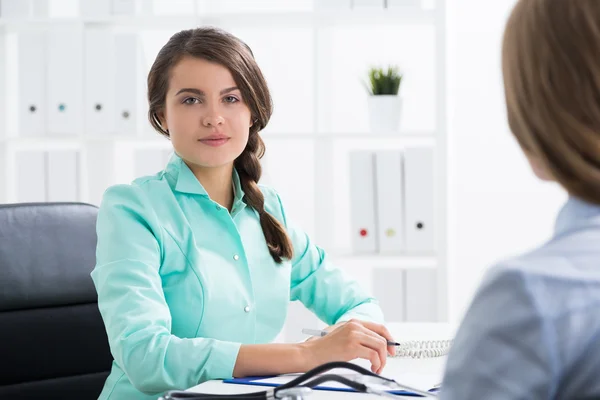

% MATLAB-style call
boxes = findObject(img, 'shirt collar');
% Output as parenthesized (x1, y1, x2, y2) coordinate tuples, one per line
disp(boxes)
(231, 166, 246, 209)
(166, 152, 246, 205)
(554, 196, 600, 236)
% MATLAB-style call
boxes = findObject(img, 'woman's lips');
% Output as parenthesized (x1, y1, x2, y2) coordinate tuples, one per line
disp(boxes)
(198, 137, 230, 147)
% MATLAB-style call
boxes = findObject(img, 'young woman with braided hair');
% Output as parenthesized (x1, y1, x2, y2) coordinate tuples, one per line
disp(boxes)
(91, 27, 395, 400)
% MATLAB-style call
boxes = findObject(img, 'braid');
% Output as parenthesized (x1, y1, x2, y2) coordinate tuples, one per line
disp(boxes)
(235, 134, 294, 263)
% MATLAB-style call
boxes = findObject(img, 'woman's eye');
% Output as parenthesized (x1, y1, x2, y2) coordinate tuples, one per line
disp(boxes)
(224, 96, 239, 103)
(183, 97, 200, 105)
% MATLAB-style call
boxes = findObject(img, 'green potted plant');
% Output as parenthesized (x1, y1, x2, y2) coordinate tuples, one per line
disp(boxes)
(364, 65, 403, 133)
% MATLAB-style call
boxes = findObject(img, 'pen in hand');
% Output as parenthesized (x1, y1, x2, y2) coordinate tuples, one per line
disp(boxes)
(302, 328, 401, 346)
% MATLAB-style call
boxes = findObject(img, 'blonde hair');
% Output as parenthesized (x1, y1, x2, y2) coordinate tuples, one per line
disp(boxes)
(502, 0, 600, 204)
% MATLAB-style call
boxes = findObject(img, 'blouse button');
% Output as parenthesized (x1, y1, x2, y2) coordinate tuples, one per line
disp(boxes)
(244, 305, 251, 313)
(233, 254, 240, 261)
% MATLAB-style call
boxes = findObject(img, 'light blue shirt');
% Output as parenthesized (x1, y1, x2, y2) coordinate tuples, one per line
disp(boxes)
(91, 153, 384, 400)
(441, 197, 600, 399)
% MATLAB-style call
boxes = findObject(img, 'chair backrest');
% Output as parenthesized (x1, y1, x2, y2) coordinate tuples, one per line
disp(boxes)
(0, 203, 112, 399)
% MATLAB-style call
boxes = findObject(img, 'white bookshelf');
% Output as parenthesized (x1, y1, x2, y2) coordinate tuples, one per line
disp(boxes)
(0, 0, 448, 336)
(0, 8, 436, 28)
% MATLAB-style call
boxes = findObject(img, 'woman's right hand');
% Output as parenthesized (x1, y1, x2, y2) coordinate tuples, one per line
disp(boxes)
(300, 319, 396, 374)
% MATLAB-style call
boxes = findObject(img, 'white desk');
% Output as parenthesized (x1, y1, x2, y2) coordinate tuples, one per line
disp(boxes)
(187, 323, 456, 399)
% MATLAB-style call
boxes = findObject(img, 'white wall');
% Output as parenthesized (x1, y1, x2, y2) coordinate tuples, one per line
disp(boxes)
(446, 0, 568, 322)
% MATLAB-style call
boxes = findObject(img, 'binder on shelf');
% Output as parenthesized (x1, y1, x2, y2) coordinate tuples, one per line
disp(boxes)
(111, 0, 136, 16)
(84, 28, 116, 135)
(47, 28, 84, 136)
(403, 146, 435, 254)
(373, 267, 405, 322)
(404, 269, 437, 322)
(30, 0, 48, 16)
(47, 151, 80, 202)
(17, 31, 46, 137)
(79, 0, 111, 18)
(387, 0, 423, 9)
(114, 33, 141, 136)
(16, 151, 46, 202)
(349, 151, 378, 253)
(1, 0, 48, 17)
(85, 142, 117, 206)
(351, 0, 384, 7)
(0, 0, 30, 18)
(375, 150, 404, 254)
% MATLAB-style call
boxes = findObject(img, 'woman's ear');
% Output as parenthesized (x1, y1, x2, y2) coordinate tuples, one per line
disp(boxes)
(157, 111, 168, 132)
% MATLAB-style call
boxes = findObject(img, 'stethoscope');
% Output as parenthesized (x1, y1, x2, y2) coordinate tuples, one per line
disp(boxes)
(158, 361, 438, 399)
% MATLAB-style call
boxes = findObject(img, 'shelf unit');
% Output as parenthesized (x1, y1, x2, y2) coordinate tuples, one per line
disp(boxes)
(0, 7, 436, 28)
(0, 0, 448, 333)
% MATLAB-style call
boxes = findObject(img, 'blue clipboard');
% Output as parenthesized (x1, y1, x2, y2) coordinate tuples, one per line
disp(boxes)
(223, 376, 440, 397)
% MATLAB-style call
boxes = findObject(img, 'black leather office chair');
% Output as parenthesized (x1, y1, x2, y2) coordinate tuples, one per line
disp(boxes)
(0, 203, 112, 399)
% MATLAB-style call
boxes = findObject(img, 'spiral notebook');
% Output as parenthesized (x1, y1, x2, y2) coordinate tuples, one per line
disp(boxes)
(301, 328, 454, 359)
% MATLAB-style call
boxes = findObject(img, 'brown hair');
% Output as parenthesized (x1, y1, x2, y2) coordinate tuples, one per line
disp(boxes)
(147, 27, 293, 263)
(502, 0, 600, 205)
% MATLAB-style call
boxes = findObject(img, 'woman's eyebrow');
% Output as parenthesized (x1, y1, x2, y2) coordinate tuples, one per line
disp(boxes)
(174, 87, 239, 96)
(175, 88, 204, 96)
(220, 86, 239, 95)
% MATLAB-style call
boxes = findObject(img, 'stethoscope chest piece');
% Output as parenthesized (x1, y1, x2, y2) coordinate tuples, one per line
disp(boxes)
(275, 387, 312, 400)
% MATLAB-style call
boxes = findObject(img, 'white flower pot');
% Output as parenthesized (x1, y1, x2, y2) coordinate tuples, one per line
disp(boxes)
(367, 95, 403, 133)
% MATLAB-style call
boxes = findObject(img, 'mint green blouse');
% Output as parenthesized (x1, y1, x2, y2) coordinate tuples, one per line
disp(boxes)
(91, 153, 384, 399)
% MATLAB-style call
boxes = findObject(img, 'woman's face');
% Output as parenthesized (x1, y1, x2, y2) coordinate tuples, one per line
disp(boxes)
(160, 56, 254, 169)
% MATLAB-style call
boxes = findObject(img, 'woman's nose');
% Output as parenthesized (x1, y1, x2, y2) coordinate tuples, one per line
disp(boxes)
(202, 109, 224, 127)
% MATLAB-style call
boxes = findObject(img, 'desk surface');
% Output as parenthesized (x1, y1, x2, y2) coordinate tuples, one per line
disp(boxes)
(187, 323, 455, 398)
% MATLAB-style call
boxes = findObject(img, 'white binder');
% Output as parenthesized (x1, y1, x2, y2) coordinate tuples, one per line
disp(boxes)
(349, 151, 378, 253)
(2, 0, 48, 17)
(111, 0, 136, 15)
(17, 31, 46, 136)
(85, 142, 117, 206)
(47, 28, 84, 136)
(375, 150, 404, 253)
(47, 151, 79, 202)
(0, 0, 30, 17)
(351, 0, 384, 7)
(404, 269, 437, 322)
(373, 267, 405, 322)
(79, 0, 111, 18)
(30, 0, 48, 16)
(84, 28, 115, 135)
(387, 0, 422, 8)
(404, 146, 435, 253)
(16, 151, 46, 202)
(114, 33, 140, 136)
